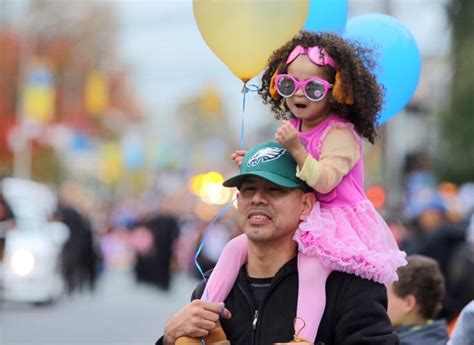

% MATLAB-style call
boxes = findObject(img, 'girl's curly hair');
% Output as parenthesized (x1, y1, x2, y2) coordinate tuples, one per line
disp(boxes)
(259, 31, 383, 144)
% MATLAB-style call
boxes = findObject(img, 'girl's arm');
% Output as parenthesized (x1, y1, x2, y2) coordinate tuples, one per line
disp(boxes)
(296, 127, 360, 194)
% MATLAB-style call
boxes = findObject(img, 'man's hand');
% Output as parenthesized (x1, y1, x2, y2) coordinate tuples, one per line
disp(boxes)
(163, 300, 231, 345)
(275, 121, 302, 154)
(230, 150, 247, 167)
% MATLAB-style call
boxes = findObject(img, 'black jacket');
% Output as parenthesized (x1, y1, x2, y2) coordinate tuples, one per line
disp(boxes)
(157, 257, 399, 345)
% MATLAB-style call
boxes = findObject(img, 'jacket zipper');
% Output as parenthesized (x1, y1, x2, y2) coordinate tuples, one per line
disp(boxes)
(252, 310, 259, 329)
(238, 269, 294, 345)
(237, 283, 258, 345)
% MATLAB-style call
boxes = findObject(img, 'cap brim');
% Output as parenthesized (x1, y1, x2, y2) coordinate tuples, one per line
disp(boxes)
(223, 171, 304, 190)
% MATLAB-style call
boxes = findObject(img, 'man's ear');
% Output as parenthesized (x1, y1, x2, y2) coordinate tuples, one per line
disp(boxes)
(300, 192, 316, 221)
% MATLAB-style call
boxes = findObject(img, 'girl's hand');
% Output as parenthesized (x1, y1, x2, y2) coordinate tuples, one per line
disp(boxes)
(230, 150, 247, 167)
(275, 121, 302, 153)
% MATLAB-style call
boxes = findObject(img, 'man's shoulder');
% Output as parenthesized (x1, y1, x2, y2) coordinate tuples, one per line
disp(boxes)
(326, 270, 387, 296)
(327, 270, 385, 286)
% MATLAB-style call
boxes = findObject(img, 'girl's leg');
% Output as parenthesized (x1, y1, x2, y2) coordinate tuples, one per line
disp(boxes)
(294, 253, 332, 342)
(202, 233, 248, 303)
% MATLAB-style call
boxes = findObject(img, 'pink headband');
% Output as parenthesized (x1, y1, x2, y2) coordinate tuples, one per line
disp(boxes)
(286, 45, 337, 69)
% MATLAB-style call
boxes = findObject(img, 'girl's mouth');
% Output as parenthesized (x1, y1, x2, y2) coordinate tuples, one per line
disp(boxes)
(295, 103, 307, 109)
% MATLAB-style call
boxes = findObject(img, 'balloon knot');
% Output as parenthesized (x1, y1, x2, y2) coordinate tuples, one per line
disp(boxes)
(241, 83, 259, 94)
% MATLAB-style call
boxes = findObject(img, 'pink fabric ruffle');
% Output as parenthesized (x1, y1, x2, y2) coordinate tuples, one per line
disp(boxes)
(294, 200, 407, 285)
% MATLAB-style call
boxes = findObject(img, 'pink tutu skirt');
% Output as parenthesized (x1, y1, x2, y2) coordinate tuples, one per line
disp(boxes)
(294, 200, 407, 285)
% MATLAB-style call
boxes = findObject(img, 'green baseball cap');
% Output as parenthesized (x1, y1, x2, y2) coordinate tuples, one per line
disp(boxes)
(223, 141, 312, 192)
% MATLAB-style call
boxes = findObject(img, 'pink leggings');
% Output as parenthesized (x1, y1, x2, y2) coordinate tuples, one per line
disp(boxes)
(202, 233, 331, 341)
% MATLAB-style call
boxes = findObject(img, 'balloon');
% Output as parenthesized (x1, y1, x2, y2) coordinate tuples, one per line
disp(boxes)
(193, 0, 309, 83)
(344, 14, 422, 124)
(304, 0, 348, 35)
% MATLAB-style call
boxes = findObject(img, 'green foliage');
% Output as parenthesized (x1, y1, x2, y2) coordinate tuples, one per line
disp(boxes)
(436, 0, 474, 183)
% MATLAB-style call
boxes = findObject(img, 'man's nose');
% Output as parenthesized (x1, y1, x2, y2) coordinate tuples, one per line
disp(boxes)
(250, 189, 267, 204)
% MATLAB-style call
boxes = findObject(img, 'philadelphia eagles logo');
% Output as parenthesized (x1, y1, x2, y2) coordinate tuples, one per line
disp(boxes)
(247, 147, 286, 167)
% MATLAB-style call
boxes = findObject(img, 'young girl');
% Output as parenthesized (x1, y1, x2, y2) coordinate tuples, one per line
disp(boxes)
(180, 32, 407, 345)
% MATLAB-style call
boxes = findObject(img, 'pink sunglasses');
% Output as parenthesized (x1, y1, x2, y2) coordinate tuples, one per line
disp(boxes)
(275, 74, 333, 102)
(286, 45, 337, 69)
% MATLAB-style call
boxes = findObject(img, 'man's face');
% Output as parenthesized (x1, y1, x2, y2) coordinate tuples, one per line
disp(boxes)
(236, 176, 313, 244)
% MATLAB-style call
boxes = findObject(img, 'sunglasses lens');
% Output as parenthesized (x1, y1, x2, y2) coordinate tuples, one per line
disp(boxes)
(276, 76, 296, 97)
(305, 80, 326, 101)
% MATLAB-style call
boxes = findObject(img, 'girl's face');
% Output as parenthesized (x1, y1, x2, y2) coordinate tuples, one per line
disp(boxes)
(286, 55, 332, 130)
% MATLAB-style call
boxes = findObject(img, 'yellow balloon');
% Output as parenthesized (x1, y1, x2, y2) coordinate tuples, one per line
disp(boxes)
(193, 0, 309, 83)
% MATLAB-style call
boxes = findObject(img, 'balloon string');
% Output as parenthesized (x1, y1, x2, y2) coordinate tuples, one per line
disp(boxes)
(240, 83, 259, 150)
(194, 202, 234, 302)
(192, 82, 256, 343)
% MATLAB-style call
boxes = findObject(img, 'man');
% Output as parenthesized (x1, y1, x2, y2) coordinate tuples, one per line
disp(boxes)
(157, 141, 398, 345)
(387, 255, 449, 345)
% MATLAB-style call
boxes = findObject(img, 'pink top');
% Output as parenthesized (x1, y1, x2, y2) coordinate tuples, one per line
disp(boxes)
(291, 114, 407, 285)
(291, 114, 365, 207)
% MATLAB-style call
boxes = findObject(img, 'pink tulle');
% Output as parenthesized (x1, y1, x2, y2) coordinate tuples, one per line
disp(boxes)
(294, 200, 407, 285)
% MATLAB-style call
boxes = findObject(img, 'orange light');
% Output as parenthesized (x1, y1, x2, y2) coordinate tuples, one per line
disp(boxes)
(366, 185, 385, 209)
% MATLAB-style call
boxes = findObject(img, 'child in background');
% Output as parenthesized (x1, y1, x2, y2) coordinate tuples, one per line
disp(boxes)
(387, 255, 449, 345)
(180, 31, 407, 344)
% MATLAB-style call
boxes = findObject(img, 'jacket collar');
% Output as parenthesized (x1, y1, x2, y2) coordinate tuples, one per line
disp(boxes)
(238, 256, 297, 281)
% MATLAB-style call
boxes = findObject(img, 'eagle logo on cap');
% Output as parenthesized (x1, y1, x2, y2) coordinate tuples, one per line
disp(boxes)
(247, 147, 286, 167)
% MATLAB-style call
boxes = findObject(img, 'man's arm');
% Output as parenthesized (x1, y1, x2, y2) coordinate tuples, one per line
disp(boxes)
(335, 275, 399, 345)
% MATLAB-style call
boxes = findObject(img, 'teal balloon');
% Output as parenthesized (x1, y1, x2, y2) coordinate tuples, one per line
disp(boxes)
(344, 14, 422, 124)
(304, 0, 348, 35)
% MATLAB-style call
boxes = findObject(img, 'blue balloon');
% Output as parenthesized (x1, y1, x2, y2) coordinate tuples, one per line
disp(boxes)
(304, 0, 348, 35)
(343, 14, 422, 124)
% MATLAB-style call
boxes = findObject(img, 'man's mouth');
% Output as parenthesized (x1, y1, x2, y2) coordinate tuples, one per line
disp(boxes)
(248, 211, 271, 221)
(249, 214, 270, 220)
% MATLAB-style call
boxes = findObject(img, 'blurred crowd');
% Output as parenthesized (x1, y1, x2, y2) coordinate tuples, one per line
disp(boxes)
(1, 157, 473, 343)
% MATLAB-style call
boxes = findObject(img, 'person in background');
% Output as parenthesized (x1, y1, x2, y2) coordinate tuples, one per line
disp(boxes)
(59, 205, 100, 294)
(406, 199, 474, 324)
(387, 255, 449, 345)
(448, 300, 474, 345)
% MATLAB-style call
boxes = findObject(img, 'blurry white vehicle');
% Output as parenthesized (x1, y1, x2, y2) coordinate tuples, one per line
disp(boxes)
(0, 178, 69, 304)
